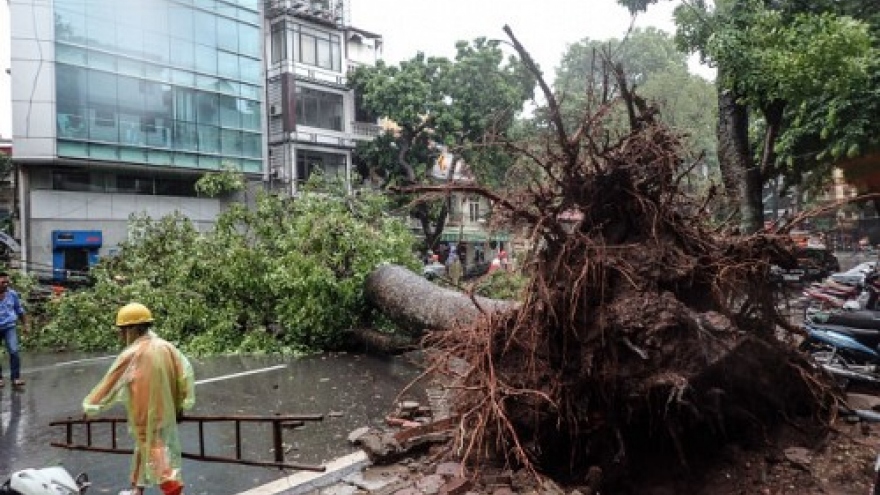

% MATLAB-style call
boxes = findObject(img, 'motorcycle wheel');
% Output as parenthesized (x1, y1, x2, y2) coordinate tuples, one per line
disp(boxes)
(806, 348, 853, 389)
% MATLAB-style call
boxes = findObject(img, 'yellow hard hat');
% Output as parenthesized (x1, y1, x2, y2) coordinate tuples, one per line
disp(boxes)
(116, 302, 154, 327)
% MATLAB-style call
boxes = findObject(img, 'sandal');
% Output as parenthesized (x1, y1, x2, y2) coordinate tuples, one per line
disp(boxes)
(12, 379, 24, 388)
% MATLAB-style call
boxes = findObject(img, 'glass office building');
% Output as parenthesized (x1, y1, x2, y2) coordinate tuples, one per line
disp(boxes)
(9, 0, 265, 277)
(53, 0, 264, 173)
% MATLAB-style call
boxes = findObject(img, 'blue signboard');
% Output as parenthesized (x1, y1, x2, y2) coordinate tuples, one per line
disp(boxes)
(51, 230, 102, 281)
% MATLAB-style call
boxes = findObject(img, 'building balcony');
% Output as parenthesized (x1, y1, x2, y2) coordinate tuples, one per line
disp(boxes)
(292, 128, 353, 148)
(445, 213, 488, 228)
(351, 121, 381, 140)
(265, 0, 345, 26)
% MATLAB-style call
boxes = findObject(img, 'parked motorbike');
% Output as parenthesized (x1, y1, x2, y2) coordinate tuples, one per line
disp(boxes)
(804, 271, 880, 320)
(814, 309, 880, 330)
(802, 288, 865, 317)
(800, 322, 880, 387)
(0, 467, 89, 495)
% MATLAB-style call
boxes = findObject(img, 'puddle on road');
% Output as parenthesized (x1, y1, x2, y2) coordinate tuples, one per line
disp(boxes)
(1, 350, 429, 495)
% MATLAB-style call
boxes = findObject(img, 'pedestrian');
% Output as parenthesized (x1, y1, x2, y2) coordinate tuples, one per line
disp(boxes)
(447, 248, 463, 286)
(0, 271, 27, 389)
(83, 302, 195, 495)
(488, 255, 502, 274)
(499, 249, 510, 271)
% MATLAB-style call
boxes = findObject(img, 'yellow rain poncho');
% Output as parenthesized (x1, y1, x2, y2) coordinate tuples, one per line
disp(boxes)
(83, 331, 195, 494)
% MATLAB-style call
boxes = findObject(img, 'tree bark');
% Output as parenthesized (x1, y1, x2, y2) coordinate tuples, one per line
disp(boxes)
(717, 85, 763, 233)
(364, 264, 518, 334)
(759, 99, 786, 178)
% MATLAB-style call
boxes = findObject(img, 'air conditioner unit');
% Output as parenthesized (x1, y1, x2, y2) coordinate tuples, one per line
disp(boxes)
(269, 105, 283, 116)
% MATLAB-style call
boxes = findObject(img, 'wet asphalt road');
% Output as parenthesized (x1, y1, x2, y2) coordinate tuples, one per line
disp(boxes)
(0, 351, 425, 495)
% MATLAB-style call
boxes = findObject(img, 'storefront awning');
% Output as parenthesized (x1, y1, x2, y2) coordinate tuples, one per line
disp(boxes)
(439, 231, 510, 243)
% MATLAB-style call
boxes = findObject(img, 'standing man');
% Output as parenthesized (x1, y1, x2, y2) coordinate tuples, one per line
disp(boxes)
(0, 271, 27, 389)
(84, 302, 195, 495)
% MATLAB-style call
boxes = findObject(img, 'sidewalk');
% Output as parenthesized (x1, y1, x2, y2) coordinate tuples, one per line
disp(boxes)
(234, 450, 482, 495)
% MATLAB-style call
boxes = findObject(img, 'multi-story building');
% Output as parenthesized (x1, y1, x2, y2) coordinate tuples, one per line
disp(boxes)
(0, 136, 13, 244)
(427, 147, 511, 268)
(263, 0, 382, 193)
(9, 0, 264, 278)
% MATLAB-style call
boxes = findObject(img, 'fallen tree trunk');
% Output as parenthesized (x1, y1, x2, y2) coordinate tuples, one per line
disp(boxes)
(364, 264, 518, 334)
(342, 327, 418, 354)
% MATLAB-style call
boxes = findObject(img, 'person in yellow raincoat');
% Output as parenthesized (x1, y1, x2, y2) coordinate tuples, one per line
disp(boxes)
(83, 302, 195, 495)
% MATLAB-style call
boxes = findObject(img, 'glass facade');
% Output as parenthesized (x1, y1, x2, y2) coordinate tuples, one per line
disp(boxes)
(53, 0, 263, 173)
(48, 169, 200, 197)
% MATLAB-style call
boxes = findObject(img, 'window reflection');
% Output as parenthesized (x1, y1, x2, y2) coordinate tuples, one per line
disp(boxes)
(54, 0, 263, 166)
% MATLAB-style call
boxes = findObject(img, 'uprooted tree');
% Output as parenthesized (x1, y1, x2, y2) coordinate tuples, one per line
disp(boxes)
(368, 26, 840, 490)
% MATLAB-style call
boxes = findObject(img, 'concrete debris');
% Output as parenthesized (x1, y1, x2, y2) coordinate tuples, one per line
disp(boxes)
(783, 447, 812, 472)
(847, 393, 880, 411)
(348, 427, 371, 444)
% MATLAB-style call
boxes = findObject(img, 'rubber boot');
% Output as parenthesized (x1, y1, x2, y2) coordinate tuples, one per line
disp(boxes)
(160, 480, 184, 495)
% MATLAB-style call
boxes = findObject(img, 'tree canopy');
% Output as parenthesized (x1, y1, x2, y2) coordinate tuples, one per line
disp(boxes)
(621, 0, 878, 231)
(32, 175, 418, 354)
(552, 27, 718, 187)
(348, 39, 534, 248)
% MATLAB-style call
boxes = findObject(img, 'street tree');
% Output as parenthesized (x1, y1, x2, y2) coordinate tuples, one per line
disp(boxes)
(348, 39, 534, 249)
(621, 0, 876, 232)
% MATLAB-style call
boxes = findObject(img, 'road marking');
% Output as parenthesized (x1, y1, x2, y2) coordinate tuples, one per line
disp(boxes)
(23, 355, 116, 374)
(55, 356, 116, 366)
(195, 364, 287, 385)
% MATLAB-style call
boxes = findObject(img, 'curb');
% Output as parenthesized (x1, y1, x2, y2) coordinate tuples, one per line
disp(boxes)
(234, 451, 371, 495)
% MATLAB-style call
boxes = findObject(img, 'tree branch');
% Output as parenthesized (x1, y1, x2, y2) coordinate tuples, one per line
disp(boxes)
(503, 25, 579, 167)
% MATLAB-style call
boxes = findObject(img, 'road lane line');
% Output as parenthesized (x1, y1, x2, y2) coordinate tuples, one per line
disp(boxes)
(55, 356, 117, 366)
(195, 364, 287, 385)
(23, 355, 116, 374)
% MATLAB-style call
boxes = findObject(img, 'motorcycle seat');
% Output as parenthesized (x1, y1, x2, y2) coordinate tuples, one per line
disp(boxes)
(811, 323, 880, 339)
(825, 310, 880, 329)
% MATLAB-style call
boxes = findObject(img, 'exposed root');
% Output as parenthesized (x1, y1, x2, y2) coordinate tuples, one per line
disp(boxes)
(399, 26, 837, 492)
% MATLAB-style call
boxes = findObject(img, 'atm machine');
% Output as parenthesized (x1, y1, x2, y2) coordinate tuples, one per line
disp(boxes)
(51, 230, 102, 282)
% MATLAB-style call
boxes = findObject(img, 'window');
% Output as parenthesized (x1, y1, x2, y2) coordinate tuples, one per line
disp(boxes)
(468, 197, 481, 223)
(217, 17, 239, 52)
(296, 150, 345, 183)
(52, 171, 92, 192)
(117, 176, 154, 195)
(294, 87, 343, 131)
(155, 177, 198, 196)
(271, 22, 287, 64)
(354, 91, 377, 123)
(94, 110, 116, 127)
(295, 25, 341, 71)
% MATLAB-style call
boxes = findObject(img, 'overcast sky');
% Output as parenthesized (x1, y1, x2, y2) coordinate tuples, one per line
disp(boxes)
(350, 0, 698, 73)
(0, 0, 711, 139)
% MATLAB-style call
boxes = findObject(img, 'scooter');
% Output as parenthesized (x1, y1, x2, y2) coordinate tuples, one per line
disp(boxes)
(805, 271, 880, 322)
(800, 322, 880, 387)
(0, 467, 89, 495)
